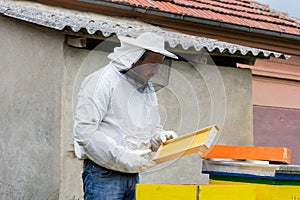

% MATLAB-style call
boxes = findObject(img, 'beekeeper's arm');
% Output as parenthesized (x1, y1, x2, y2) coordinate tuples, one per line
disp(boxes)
(74, 76, 154, 173)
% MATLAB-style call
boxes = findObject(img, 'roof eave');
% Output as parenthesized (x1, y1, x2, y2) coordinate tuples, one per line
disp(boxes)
(0, 0, 290, 60)
(77, 0, 300, 41)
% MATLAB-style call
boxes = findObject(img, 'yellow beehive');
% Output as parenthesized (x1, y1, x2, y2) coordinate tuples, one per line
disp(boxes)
(210, 179, 300, 200)
(136, 184, 256, 200)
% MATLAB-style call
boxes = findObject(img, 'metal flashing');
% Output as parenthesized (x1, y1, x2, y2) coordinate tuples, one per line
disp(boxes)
(0, 0, 290, 59)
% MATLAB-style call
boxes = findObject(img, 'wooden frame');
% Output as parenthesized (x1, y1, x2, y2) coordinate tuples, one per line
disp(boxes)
(152, 125, 221, 164)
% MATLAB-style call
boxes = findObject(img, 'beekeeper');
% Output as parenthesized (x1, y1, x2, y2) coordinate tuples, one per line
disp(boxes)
(73, 32, 178, 200)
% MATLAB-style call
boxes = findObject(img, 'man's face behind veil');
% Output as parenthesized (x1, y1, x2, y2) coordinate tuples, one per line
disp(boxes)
(129, 51, 165, 83)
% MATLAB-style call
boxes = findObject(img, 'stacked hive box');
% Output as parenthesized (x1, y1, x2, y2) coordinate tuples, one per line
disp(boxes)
(137, 128, 300, 199)
(202, 145, 300, 200)
(137, 126, 259, 200)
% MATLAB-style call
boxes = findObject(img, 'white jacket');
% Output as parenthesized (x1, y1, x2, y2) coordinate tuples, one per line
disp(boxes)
(73, 62, 163, 173)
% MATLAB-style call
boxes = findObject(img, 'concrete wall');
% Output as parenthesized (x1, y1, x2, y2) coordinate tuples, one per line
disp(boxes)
(141, 60, 253, 184)
(65, 46, 253, 188)
(60, 45, 110, 199)
(0, 17, 64, 199)
(1, 16, 253, 199)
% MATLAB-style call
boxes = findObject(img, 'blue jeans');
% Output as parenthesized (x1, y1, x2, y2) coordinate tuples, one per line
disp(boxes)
(82, 159, 139, 200)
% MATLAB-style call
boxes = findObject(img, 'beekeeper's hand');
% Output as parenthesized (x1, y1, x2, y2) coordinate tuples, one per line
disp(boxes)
(117, 148, 156, 172)
(157, 131, 178, 144)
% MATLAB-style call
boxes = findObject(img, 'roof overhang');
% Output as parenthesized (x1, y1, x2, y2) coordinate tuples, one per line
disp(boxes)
(0, 0, 290, 61)
(76, 0, 300, 41)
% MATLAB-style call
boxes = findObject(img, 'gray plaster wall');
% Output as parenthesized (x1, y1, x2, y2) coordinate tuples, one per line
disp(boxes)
(141, 61, 253, 184)
(1, 16, 253, 199)
(0, 17, 64, 199)
(65, 45, 253, 191)
(59, 45, 108, 199)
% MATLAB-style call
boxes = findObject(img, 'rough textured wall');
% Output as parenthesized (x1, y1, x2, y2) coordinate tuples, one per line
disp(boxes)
(0, 17, 64, 199)
(141, 61, 253, 184)
(60, 45, 112, 199)
(65, 46, 253, 189)
(0, 16, 254, 199)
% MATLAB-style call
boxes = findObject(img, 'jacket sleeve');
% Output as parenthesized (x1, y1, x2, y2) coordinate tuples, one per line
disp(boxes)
(73, 74, 121, 170)
(148, 93, 165, 151)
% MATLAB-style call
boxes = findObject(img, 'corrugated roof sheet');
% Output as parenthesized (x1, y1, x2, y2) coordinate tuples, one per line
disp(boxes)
(84, 0, 300, 36)
(0, 0, 289, 59)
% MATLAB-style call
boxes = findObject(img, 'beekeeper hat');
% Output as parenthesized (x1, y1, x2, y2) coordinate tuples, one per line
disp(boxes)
(118, 32, 178, 59)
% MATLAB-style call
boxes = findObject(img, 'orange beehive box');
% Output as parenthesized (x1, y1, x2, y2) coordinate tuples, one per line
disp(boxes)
(202, 145, 291, 164)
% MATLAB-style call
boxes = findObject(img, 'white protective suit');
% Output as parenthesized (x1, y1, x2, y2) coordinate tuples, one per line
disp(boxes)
(74, 39, 175, 173)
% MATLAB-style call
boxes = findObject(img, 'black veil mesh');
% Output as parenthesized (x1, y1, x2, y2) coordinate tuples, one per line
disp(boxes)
(123, 58, 172, 93)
